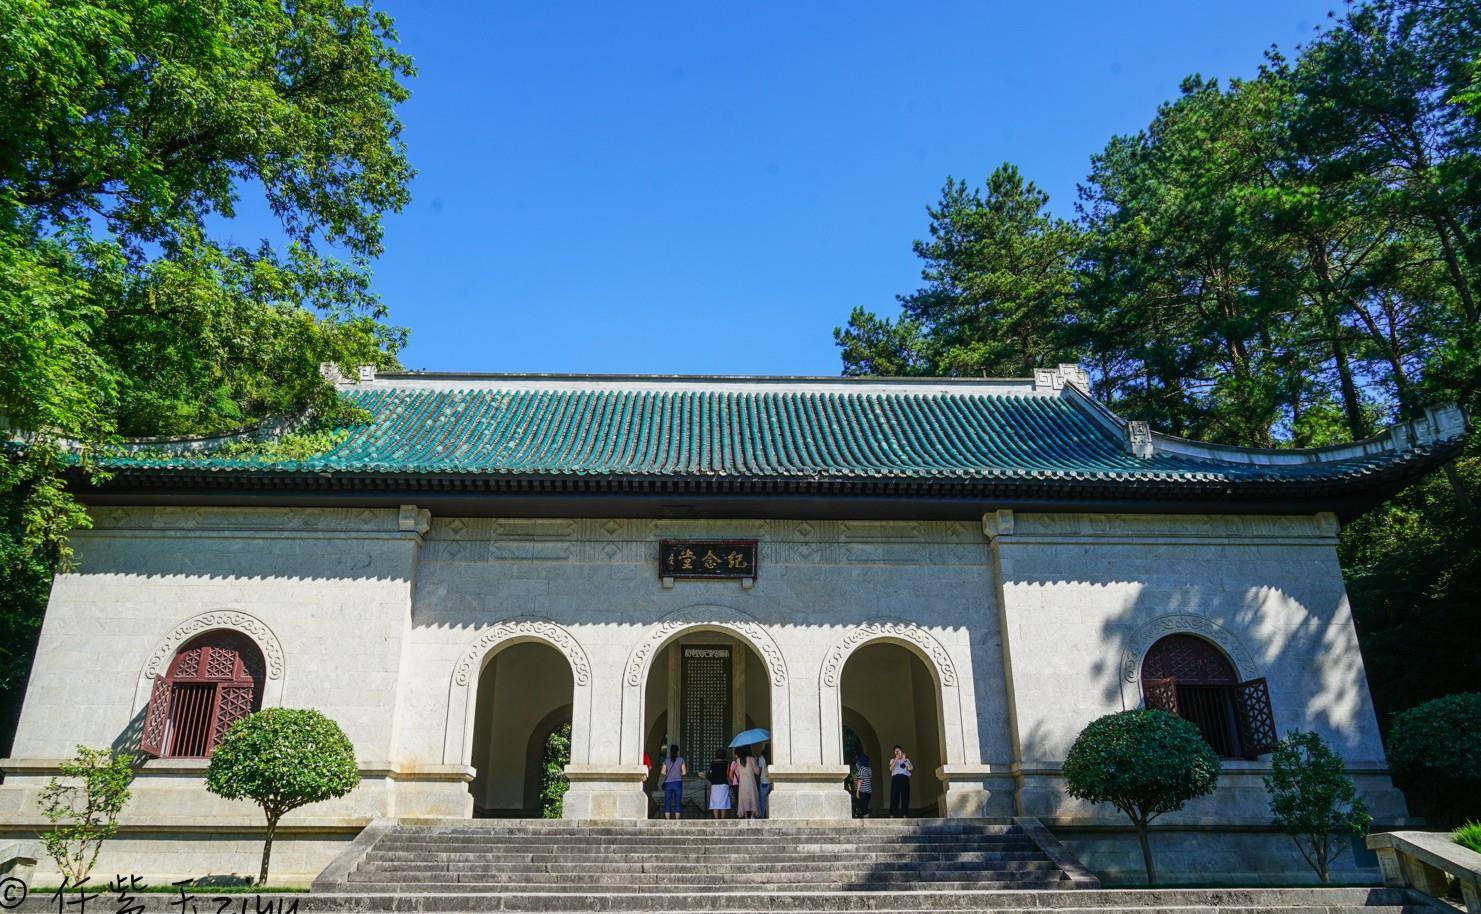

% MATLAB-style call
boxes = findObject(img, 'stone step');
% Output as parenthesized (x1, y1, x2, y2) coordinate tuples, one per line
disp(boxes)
(366, 838, 1037, 851)
(331, 879, 1075, 894)
(397, 818, 1021, 830)
(372, 831, 1027, 844)
(349, 860, 1063, 878)
(20, 887, 1417, 913)
(346, 871, 1066, 882)
(375, 829, 1027, 841)
(361, 849, 1054, 865)
(368, 840, 1037, 854)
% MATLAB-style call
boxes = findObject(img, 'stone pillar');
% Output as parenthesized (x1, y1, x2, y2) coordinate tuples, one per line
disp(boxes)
(765, 764, 852, 819)
(1402, 853, 1453, 898)
(936, 763, 1008, 817)
(561, 764, 649, 820)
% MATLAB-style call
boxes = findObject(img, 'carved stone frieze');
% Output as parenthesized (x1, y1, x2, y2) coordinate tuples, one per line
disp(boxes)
(1121, 613, 1255, 683)
(453, 618, 591, 686)
(144, 611, 285, 681)
(820, 620, 958, 689)
(624, 608, 786, 688)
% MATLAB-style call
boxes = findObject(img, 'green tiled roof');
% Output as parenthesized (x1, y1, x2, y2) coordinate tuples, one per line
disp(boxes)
(93, 378, 1464, 502)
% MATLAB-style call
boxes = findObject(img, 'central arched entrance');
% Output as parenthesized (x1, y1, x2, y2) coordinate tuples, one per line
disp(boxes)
(469, 641, 574, 817)
(641, 630, 773, 818)
(840, 642, 945, 817)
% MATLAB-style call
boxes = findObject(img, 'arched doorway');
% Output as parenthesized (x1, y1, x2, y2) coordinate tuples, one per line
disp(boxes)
(641, 630, 773, 818)
(469, 641, 574, 816)
(840, 642, 944, 817)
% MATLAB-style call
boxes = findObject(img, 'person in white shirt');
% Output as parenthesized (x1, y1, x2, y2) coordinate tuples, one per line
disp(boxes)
(659, 744, 686, 820)
(888, 745, 913, 817)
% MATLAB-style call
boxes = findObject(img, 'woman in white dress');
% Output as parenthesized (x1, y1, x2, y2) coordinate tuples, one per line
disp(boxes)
(706, 749, 731, 818)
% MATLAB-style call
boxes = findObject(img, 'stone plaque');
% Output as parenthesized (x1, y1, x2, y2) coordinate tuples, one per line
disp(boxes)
(659, 540, 757, 580)
(682, 645, 732, 773)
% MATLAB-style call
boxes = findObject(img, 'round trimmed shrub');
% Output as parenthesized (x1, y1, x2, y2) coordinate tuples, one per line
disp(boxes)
(1064, 709, 1221, 884)
(206, 708, 359, 884)
(1386, 692, 1481, 828)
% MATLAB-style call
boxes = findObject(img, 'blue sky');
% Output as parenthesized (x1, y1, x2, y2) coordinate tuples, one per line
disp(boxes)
(227, 1, 1341, 376)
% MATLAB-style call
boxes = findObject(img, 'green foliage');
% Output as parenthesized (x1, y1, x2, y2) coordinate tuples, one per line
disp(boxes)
(1339, 452, 1481, 729)
(539, 722, 571, 819)
(1264, 731, 1372, 883)
(0, 0, 413, 753)
(837, 163, 1083, 378)
(1064, 710, 1221, 884)
(0, 0, 413, 548)
(116, 424, 357, 463)
(206, 708, 359, 883)
(37, 746, 136, 885)
(1385, 693, 1481, 829)
(834, 0, 1481, 820)
(1455, 822, 1481, 854)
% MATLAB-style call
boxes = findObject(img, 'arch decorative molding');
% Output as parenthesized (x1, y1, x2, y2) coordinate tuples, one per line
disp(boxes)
(624, 606, 787, 688)
(144, 611, 284, 681)
(820, 620, 958, 688)
(1121, 613, 1256, 683)
(453, 617, 591, 686)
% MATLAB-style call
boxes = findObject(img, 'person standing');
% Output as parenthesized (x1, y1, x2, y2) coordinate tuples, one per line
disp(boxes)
(852, 752, 873, 818)
(660, 744, 686, 820)
(727, 749, 740, 811)
(888, 745, 913, 817)
(706, 749, 731, 819)
(755, 745, 771, 818)
(734, 746, 761, 819)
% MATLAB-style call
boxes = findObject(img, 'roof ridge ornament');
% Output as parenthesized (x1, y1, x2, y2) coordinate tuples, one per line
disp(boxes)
(1033, 363, 1091, 395)
(1390, 404, 1467, 451)
(1126, 420, 1154, 459)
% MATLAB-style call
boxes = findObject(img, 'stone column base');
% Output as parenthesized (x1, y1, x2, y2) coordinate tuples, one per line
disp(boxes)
(936, 764, 1015, 817)
(561, 764, 650, 820)
(766, 765, 852, 820)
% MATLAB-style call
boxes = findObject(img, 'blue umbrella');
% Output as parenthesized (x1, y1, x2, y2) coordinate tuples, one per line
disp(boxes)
(728, 728, 771, 747)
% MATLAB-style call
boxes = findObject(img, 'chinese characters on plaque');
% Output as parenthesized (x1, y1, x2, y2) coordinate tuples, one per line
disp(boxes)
(659, 540, 757, 580)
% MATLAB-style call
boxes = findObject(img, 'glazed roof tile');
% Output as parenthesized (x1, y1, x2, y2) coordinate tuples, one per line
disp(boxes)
(93, 376, 1466, 497)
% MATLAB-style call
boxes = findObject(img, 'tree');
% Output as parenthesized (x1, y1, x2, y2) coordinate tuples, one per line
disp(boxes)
(540, 722, 571, 819)
(1384, 692, 1481, 829)
(1063, 710, 1221, 885)
(37, 746, 135, 885)
(837, 163, 1082, 378)
(205, 708, 359, 885)
(0, 0, 414, 753)
(1264, 731, 1373, 883)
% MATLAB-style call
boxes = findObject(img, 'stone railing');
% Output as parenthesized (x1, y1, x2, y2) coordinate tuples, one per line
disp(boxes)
(1368, 830, 1481, 912)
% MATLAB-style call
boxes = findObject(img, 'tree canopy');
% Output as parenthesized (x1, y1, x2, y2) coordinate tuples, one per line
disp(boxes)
(836, 0, 1481, 754)
(0, 0, 415, 752)
(206, 708, 359, 884)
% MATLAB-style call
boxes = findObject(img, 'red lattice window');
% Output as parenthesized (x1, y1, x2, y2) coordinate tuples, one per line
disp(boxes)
(140, 632, 264, 758)
(1140, 634, 1275, 759)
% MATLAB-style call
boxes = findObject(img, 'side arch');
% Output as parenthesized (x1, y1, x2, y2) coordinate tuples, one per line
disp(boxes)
(818, 620, 970, 768)
(133, 610, 286, 715)
(1119, 613, 1257, 710)
(619, 605, 790, 766)
(444, 618, 593, 767)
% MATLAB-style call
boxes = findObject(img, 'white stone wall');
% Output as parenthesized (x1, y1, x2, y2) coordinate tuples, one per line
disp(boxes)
(0, 505, 1405, 883)
(984, 510, 1406, 828)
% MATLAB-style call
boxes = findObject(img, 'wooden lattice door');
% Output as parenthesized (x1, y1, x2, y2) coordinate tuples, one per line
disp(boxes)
(141, 631, 264, 757)
(1141, 634, 1275, 759)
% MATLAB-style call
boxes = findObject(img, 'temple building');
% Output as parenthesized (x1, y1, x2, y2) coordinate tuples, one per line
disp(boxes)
(0, 366, 1466, 884)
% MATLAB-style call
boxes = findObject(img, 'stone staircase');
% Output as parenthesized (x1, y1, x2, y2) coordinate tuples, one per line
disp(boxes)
(287, 819, 1437, 913)
(323, 818, 1085, 897)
